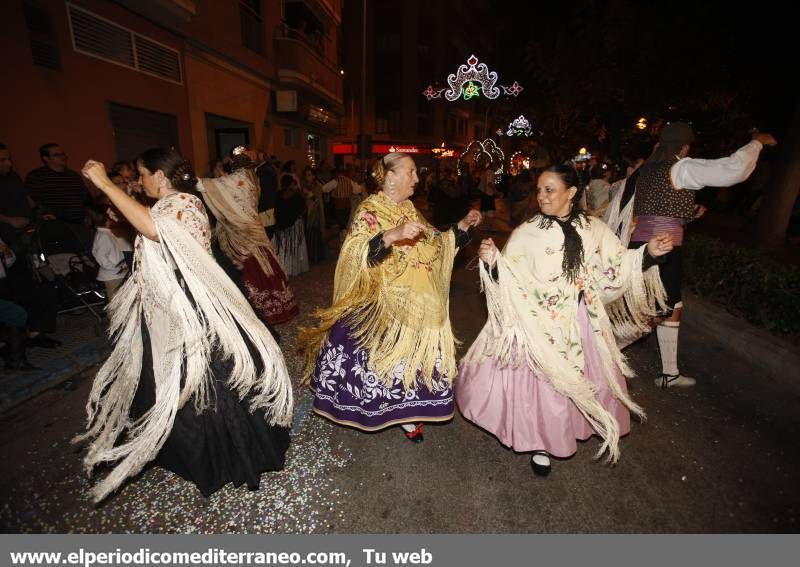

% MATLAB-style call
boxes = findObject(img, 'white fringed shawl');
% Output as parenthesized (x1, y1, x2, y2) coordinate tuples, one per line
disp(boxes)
(462, 217, 665, 463)
(74, 208, 292, 502)
(200, 169, 276, 276)
(603, 178, 636, 248)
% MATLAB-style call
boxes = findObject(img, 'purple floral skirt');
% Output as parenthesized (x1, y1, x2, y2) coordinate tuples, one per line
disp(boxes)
(310, 319, 455, 431)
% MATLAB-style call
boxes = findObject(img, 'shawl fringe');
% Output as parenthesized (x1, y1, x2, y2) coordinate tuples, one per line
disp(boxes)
(73, 214, 292, 502)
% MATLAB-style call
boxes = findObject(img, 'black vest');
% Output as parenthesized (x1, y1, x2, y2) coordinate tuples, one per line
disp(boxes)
(633, 158, 695, 220)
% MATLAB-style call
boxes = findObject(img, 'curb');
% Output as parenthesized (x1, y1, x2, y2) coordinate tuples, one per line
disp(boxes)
(0, 338, 109, 415)
(682, 290, 800, 383)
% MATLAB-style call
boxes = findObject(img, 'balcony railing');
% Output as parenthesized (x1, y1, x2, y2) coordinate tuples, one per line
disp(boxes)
(274, 22, 342, 103)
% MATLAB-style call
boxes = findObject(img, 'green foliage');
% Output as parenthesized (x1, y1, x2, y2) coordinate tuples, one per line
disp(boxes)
(683, 234, 800, 341)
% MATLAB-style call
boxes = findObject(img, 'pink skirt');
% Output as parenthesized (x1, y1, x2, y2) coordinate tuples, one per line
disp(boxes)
(456, 302, 631, 457)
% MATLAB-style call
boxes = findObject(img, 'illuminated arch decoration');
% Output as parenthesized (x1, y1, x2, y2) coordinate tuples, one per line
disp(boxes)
(482, 138, 506, 179)
(457, 138, 505, 181)
(445, 55, 500, 101)
(424, 55, 524, 102)
(422, 55, 524, 102)
(457, 140, 487, 176)
(506, 115, 533, 137)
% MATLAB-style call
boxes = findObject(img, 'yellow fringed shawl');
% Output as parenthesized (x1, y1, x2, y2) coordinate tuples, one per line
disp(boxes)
(301, 192, 457, 390)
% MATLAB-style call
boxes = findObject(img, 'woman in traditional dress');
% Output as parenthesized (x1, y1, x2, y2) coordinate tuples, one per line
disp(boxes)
(301, 152, 482, 442)
(301, 166, 326, 263)
(75, 149, 293, 502)
(457, 163, 672, 476)
(273, 161, 310, 276)
(197, 147, 298, 324)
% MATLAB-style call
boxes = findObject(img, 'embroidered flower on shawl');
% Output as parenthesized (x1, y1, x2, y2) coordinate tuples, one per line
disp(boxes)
(604, 266, 617, 280)
(546, 294, 559, 307)
(362, 211, 378, 231)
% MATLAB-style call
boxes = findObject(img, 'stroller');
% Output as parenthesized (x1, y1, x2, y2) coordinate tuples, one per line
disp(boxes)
(21, 220, 106, 332)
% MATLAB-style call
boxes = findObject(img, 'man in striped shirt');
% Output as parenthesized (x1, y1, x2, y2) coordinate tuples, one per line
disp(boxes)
(25, 143, 92, 247)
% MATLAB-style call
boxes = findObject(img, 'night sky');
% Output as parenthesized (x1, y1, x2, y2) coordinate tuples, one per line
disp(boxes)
(462, 0, 794, 141)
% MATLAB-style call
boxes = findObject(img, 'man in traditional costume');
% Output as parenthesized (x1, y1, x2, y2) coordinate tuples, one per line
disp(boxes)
(625, 124, 776, 388)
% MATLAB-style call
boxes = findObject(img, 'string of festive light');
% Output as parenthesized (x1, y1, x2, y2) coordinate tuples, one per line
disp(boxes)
(502, 81, 524, 97)
(422, 85, 446, 100)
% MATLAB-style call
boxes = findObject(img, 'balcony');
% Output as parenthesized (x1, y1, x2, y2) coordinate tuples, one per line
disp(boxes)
(114, 0, 196, 27)
(274, 23, 343, 106)
(285, 0, 342, 25)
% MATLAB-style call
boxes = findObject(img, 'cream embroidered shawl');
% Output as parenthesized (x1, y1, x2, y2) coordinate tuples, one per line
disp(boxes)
(201, 169, 276, 276)
(75, 194, 292, 502)
(462, 215, 666, 462)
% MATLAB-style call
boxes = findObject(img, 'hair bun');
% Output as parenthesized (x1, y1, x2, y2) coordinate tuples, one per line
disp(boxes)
(171, 160, 198, 191)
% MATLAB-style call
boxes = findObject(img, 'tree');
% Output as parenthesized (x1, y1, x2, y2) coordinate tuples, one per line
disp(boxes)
(755, 99, 800, 250)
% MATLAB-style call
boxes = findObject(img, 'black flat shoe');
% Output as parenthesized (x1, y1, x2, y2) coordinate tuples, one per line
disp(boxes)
(404, 423, 424, 443)
(531, 451, 551, 477)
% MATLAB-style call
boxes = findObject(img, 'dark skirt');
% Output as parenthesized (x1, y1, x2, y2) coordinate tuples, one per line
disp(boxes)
(305, 221, 326, 264)
(131, 322, 290, 497)
(310, 319, 455, 431)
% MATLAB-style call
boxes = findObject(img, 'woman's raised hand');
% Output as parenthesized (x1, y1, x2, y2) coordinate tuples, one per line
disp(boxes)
(81, 160, 112, 191)
(383, 221, 428, 247)
(479, 237, 498, 264)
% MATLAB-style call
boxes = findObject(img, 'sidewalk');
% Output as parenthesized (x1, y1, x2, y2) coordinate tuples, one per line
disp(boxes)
(682, 290, 800, 385)
(0, 308, 110, 415)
